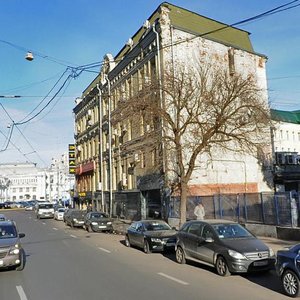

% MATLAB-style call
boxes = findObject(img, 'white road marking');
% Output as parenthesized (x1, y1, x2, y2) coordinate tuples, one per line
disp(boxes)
(70, 234, 77, 238)
(53, 227, 58, 231)
(16, 285, 28, 300)
(98, 247, 111, 253)
(158, 272, 189, 285)
(42, 222, 46, 225)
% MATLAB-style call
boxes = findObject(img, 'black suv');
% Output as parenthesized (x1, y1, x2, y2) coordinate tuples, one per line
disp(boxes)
(0, 220, 26, 271)
(176, 219, 275, 276)
(83, 212, 113, 233)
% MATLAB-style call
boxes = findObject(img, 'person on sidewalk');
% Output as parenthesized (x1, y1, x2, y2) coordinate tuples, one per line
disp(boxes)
(291, 197, 298, 228)
(194, 201, 205, 220)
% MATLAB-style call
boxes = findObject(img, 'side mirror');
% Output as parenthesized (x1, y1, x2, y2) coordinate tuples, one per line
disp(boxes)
(205, 237, 214, 243)
(19, 233, 25, 238)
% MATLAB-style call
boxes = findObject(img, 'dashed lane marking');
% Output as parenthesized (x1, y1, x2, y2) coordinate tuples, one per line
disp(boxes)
(70, 234, 77, 238)
(98, 247, 111, 253)
(157, 272, 189, 285)
(53, 227, 58, 230)
(16, 285, 28, 300)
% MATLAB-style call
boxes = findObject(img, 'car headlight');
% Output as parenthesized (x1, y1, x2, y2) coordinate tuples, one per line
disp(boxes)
(9, 244, 20, 255)
(107, 222, 112, 225)
(151, 238, 162, 243)
(269, 248, 275, 257)
(91, 222, 98, 225)
(73, 218, 78, 222)
(228, 249, 246, 259)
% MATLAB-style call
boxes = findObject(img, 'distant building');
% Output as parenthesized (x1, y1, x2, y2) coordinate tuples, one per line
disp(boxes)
(0, 163, 47, 202)
(0, 154, 75, 203)
(271, 109, 300, 192)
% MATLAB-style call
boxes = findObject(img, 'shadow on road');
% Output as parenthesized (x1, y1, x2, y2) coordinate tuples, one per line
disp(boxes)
(242, 270, 284, 296)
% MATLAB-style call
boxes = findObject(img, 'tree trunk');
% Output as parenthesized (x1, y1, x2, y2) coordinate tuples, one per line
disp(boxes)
(179, 182, 188, 227)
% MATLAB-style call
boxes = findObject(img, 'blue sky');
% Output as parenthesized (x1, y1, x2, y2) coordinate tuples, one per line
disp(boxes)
(0, 0, 299, 167)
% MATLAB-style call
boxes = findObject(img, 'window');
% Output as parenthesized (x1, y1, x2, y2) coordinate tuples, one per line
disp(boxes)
(228, 48, 235, 75)
(201, 225, 214, 239)
(187, 223, 202, 236)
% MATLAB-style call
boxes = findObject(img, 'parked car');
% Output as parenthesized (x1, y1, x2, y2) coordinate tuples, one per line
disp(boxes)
(83, 211, 113, 233)
(175, 219, 275, 276)
(36, 202, 54, 219)
(0, 220, 26, 271)
(64, 209, 86, 228)
(276, 243, 300, 297)
(125, 220, 177, 253)
(54, 207, 66, 221)
(0, 214, 7, 221)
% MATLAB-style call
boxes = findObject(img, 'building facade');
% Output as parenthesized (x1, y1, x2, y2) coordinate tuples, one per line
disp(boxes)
(0, 163, 46, 202)
(73, 3, 272, 219)
(271, 109, 300, 192)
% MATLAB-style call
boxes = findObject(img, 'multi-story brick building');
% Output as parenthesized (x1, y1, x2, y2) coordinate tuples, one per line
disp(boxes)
(73, 3, 272, 219)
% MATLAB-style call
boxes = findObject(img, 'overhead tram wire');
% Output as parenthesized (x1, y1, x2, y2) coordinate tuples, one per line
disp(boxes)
(6, 0, 300, 127)
(0, 103, 47, 166)
(18, 69, 69, 123)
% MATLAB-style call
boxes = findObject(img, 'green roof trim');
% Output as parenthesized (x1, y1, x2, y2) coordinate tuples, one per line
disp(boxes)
(271, 109, 300, 124)
(164, 2, 254, 53)
(115, 2, 257, 62)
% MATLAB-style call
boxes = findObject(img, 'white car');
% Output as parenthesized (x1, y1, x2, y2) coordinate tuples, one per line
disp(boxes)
(54, 208, 65, 221)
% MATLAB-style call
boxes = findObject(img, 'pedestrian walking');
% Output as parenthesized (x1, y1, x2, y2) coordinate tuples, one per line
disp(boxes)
(194, 201, 205, 220)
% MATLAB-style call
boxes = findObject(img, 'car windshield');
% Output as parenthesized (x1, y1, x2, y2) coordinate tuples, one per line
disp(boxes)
(0, 225, 17, 238)
(72, 211, 86, 217)
(90, 213, 108, 219)
(58, 208, 65, 213)
(212, 224, 253, 239)
(39, 204, 53, 209)
(144, 222, 172, 231)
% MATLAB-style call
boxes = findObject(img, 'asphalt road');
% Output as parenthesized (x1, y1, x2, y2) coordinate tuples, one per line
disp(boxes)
(0, 210, 293, 300)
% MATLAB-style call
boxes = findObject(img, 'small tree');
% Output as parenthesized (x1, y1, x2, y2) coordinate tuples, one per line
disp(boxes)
(120, 64, 272, 226)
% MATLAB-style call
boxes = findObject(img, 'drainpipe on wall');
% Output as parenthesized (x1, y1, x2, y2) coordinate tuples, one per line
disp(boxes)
(96, 84, 104, 211)
(105, 75, 113, 218)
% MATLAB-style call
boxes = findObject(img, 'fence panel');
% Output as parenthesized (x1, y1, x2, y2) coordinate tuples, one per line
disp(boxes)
(244, 193, 263, 223)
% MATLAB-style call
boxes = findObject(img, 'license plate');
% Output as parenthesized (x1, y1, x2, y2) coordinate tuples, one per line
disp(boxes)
(253, 260, 268, 266)
(98, 226, 107, 228)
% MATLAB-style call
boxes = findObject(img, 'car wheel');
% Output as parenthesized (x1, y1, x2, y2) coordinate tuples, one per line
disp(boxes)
(176, 246, 186, 264)
(15, 250, 25, 271)
(216, 256, 231, 277)
(125, 235, 131, 247)
(282, 269, 300, 297)
(143, 240, 151, 254)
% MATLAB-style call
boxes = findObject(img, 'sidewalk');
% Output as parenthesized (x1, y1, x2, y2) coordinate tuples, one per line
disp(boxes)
(257, 236, 298, 253)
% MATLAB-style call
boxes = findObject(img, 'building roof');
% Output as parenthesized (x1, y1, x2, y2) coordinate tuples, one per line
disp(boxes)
(115, 2, 256, 62)
(79, 2, 262, 103)
(271, 109, 300, 124)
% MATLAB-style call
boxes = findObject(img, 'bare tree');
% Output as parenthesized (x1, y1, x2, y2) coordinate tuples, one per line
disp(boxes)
(119, 64, 272, 226)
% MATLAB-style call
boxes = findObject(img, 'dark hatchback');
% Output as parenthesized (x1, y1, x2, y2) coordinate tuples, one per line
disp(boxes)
(83, 212, 113, 233)
(276, 243, 300, 297)
(176, 220, 275, 276)
(125, 220, 177, 253)
(64, 209, 86, 228)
